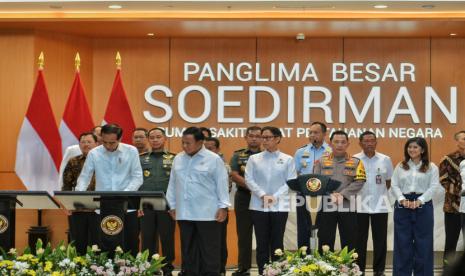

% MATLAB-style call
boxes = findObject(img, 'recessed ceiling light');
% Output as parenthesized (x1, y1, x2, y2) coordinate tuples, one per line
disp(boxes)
(450, 33, 457, 36)
(147, 33, 155, 37)
(108, 5, 122, 9)
(421, 5, 435, 9)
(374, 5, 388, 9)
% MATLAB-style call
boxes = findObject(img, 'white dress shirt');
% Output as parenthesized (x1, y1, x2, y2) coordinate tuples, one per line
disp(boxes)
(354, 151, 394, 213)
(59, 145, 81, 189)
(459, 160, 465, 213)
(76, 143, 143, 191)
(166, 146, 231, 221)
(245, 150, 297, 212)
(390, 160, 439, 204)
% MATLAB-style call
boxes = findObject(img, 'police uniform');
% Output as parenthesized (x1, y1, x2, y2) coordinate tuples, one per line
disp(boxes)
(230, 148, 260, 274)
(139, 150, 176, 275)
(293, 142, 331, 250)
(313, 153, 366, 252)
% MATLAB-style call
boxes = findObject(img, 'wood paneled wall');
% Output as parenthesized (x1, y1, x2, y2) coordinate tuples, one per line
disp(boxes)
(1, 33, 464, 261)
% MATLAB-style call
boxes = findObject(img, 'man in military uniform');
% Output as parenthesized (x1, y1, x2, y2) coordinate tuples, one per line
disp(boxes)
(313, 130, 366, 252)
(230, 126, 262, 276)
(133, 127, 149, 154)
(138, 127, 175, 275)
(293, 122, 331, 250)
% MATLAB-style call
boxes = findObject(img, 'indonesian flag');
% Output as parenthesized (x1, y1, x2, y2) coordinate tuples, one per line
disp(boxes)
(59, 71, 94, 152)
(103, 69, 135, 143)
(15, 70, 62, 193)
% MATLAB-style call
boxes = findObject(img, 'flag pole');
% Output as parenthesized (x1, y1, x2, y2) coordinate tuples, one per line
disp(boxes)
(27, 51, 51, 252)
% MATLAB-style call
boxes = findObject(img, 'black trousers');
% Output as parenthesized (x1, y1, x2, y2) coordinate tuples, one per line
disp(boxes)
(220, 214, 229, 273)
(234, 190, 253, 271)
(444, 212, 462, 265)
(140, 209, 175, 273)
(296, 195, 312, 250)
(124, 211, 139, 255)
(356, 213, 388, 275)
(69, 212, 100, 255)
(178, 220, 222, 276)
(317, 211, 357, 252)
(251, 211, 288, 275)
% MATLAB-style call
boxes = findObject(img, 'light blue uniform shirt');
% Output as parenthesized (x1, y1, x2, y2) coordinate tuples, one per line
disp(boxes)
(245, 150, 297, 212)
(294, 142, 331, 175)
(166, 146, 230, 221)
(76, 143, 143, 191)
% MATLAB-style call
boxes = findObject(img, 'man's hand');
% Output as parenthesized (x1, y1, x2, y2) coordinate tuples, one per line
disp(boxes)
(168, 209, 176, 220)
(331, 192, 344, 205)
(262, 195, 276, 208)
(215, 208, 228, 222)
(137, 210, 144, 217)
(410, 200, 422, 209)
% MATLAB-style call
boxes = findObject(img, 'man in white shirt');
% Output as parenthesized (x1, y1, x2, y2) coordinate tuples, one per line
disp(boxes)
(166, 127, 230, 275)
(354, 131, 393, 276)
(76, 124, 143, 254)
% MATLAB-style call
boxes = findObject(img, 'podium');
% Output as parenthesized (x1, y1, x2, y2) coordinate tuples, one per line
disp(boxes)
(287, 174, 341, 251)
(54, 191, 167, 255)
(0, 191, 60, 251)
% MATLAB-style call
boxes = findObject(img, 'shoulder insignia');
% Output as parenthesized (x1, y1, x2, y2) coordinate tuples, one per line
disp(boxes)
(234, 148, 247, 153)
(163, 152, 175, 160)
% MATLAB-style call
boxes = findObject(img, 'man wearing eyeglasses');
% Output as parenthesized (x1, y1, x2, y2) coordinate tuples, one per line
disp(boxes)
(230, 126, 262, 276)
(293, 122, 331, 251)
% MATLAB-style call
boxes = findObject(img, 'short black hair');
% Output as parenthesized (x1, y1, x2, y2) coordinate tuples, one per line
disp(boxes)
(359, 131, 376, 141)
(133, 127, 148, 137)
(183, 127, 205, 141)
(199, 127, 212, 138)
(246, 126, 261, 135)
(101, 124, 123, 140)
(148, 127, 166, 136)
(79, 132, 97, 143)
(261, 126, 282, 138)
(330, 130, 348, 141)
(454, 131, 465, 140)
(311, 121, 327, 133)
(205, 137, 220, 148)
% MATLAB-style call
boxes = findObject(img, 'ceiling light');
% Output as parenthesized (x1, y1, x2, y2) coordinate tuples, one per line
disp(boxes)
(374, 5, 388, 9)
(450, 33, 457, 36)
(108, 5, 122, 9)
(147, 33, 155, 37)
(421, 5, 435, 9)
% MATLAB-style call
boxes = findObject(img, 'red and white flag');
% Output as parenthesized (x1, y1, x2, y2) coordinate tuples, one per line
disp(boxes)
(103, 68, 135, 143)
(59, 71, 94, 152)
(15, 69, 62, 193)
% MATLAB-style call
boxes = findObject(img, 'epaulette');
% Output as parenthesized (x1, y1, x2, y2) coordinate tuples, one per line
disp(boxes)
(351, 156, 361, 161)
(163, 151, 176, 159)
(298, 144, 307, 149)
(234, 148, 247, 153)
